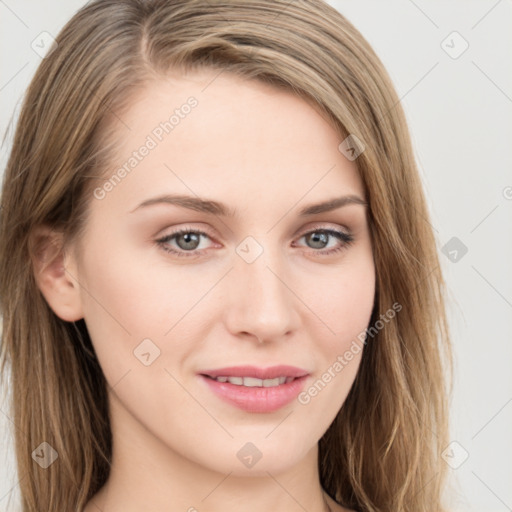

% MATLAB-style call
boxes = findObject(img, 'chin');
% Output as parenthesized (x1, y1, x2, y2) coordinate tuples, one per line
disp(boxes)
(187, 434, 317, 476)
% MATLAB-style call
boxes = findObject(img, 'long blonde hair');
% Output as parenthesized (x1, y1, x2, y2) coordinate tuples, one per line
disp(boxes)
(0, 1, 452, 510)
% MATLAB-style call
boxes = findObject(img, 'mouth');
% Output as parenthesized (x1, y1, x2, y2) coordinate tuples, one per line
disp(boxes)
(198, 365, 310, 413)
(203, 375, 296, 387)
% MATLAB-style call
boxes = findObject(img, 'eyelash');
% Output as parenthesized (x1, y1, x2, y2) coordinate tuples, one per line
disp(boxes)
(155, 226, 354, 259)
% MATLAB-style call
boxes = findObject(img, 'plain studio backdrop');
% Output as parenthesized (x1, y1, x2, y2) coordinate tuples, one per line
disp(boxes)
(0, 1, 511, 511)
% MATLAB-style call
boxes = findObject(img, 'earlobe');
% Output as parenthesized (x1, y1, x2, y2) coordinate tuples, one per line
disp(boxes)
(29, 224, 84, 322)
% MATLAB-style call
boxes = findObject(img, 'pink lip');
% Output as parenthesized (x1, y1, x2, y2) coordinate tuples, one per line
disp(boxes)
(201, 365, 309, 380)
(198, 365, 310, 413)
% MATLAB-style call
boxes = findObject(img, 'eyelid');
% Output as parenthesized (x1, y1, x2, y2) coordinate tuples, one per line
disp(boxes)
(155, 223, 218, 244)
(156, 225, 219, 250)
(155, 222, 354, 258)
(294, 221, 351, 237)
(156, 222, 350, 242)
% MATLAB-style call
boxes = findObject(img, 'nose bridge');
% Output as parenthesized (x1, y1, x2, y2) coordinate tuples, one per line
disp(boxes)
(225, 239, 299, 341)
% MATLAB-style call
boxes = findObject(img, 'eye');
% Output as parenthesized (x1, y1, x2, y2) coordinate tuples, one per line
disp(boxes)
(155, 226, 354, 259)
(156, 228, 215, 258)
(293, 228, 354, 256)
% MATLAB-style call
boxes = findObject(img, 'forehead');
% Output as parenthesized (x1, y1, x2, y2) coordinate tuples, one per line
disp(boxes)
(92, 69, 365, 217)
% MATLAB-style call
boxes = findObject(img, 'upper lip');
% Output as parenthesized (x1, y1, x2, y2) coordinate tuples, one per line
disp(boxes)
(200, 365, 309, 380)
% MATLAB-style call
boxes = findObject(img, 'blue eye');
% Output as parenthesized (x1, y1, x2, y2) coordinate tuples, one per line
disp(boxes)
(156, 227, 354, 258)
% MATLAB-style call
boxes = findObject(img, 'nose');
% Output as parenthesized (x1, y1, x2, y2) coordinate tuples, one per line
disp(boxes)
(223, 243, 300, 344)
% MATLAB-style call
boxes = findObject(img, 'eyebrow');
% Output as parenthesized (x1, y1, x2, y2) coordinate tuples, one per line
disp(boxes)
(129, 193, 367, 217)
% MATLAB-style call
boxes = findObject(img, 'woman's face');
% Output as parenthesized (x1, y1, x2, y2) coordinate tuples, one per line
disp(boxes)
(67, 69, 375, 476)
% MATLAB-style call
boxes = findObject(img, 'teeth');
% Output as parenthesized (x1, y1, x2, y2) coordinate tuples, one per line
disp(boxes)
(213, 376, 292, 387)
(242, 377, 263, 387)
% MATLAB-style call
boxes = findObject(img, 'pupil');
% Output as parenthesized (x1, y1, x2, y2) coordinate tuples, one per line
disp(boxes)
(179, 232, 200, 250)
(309, 232, 328, 249)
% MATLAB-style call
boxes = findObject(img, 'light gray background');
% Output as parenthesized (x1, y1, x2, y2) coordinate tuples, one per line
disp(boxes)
(1, 1, 511, 511)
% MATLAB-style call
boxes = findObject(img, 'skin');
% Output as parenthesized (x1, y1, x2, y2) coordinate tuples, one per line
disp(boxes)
(34, 69, 375, 512)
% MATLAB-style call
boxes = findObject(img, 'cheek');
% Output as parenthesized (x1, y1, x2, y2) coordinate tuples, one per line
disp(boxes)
(78, 236, 187, 336)
(307, 253, 376, 349)
(293, 262, 375, 441)
(297, 272, 375, 439)
(76, 235, 219, 384)
(74, 233, 172, 382)
(299, 249, 375, 397)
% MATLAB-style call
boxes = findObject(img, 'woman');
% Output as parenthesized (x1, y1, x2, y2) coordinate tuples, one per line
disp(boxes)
(0, 1, 452, 511)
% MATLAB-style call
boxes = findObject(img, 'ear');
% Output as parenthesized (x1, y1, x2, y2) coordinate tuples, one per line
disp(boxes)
(29, 224, 84, 322)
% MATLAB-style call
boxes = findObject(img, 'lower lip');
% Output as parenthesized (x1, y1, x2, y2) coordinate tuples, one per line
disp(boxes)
(199, 375, 309, 413)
